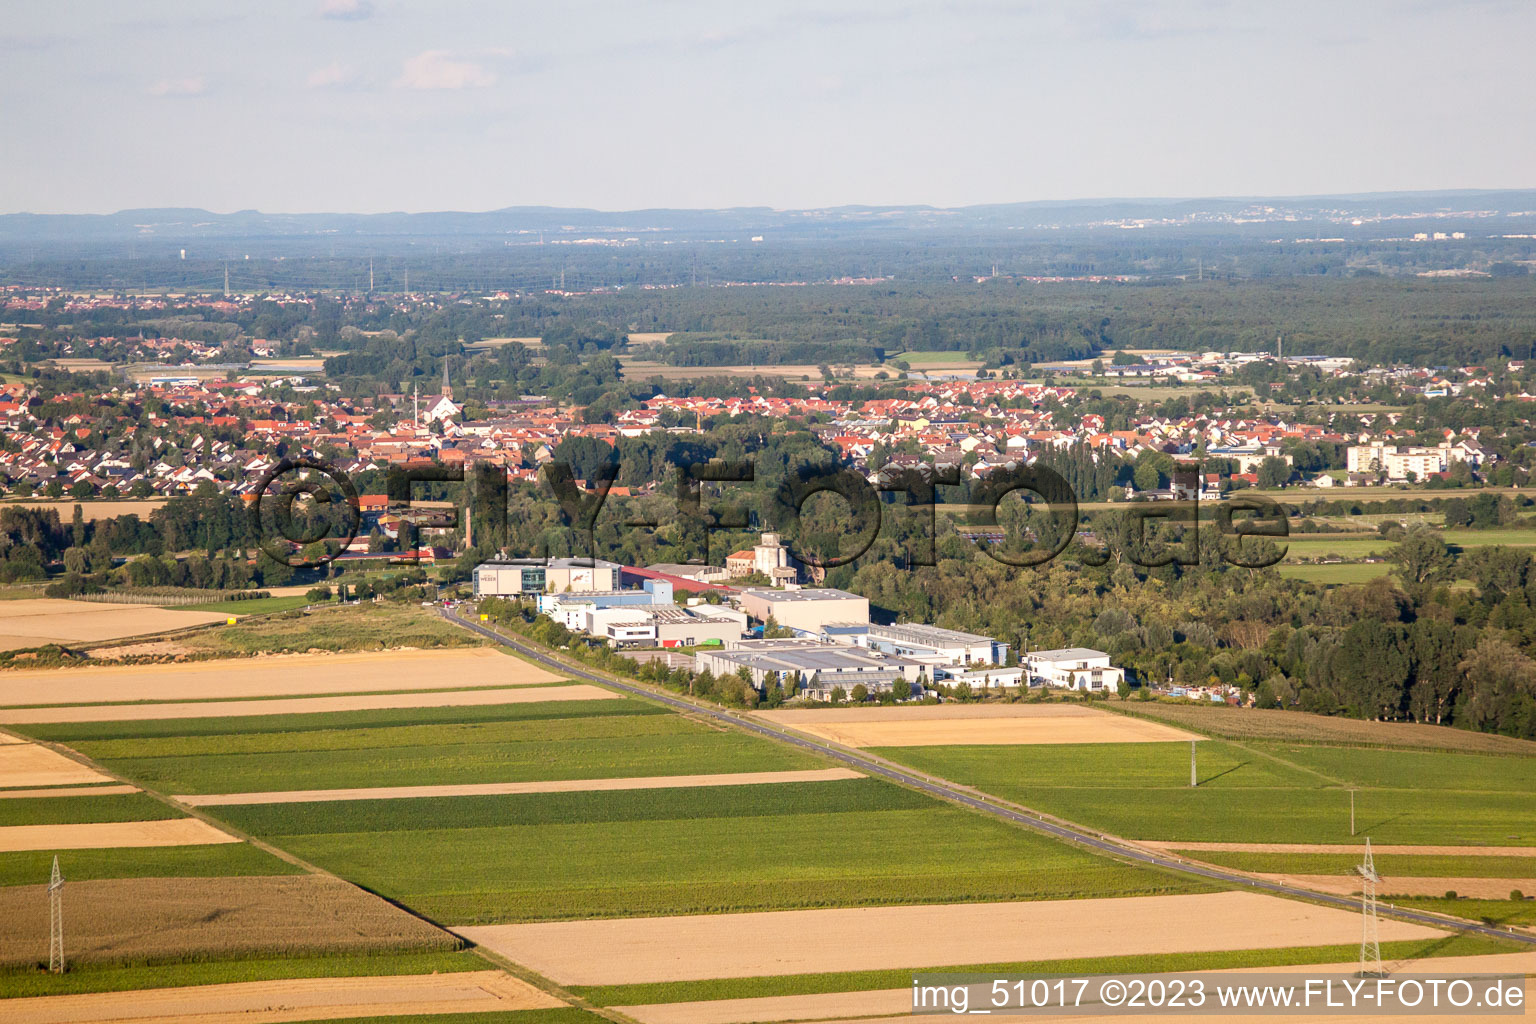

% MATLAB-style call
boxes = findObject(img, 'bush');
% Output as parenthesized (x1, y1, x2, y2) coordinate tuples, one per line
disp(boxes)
(1445, 890, 1459, 900)
(1512, 889, 1525, 901)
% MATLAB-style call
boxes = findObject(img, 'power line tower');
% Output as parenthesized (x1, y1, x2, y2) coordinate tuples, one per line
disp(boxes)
(1356, 838, 1382, 977)
(47, 855, 64, 974)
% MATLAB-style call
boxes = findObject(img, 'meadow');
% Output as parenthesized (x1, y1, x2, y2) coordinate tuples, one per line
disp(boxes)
(875, 741, 1536, 845)
(180, 603, 487, 656)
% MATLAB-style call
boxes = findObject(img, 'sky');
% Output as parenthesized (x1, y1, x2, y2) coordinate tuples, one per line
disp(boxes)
(3, 0, 1534, 214)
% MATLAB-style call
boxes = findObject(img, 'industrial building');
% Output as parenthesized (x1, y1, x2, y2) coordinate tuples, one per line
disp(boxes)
(736, 587, 869, 634)
(588, 605, 746, 648)
(538, 579, 674, 629)
(472, 557, 621, 597)
(859, 623, 1008, 666)
(695, 638, 924, 698)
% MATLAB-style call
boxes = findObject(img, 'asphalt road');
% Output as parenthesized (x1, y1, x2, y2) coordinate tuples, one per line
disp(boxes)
(445, 608, 1536, 948)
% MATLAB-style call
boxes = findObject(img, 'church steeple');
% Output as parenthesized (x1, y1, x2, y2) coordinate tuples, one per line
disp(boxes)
(441, 358, 452, 400)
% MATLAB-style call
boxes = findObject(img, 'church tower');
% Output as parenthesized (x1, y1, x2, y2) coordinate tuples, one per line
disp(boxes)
(441, 358, 452, 400)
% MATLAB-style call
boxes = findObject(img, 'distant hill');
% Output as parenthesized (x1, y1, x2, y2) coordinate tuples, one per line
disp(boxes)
(4, 189, 1536, 242)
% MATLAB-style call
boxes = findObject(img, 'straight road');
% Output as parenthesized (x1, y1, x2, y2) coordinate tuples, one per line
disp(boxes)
(444, 609, 1536, 948)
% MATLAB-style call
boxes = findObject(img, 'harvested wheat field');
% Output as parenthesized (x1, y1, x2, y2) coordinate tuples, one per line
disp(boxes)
(0, 784, 137, 800)
(0, 818, 239, 853)
(179, 767, 864, 806)
(752, 705, 1201, 748)
(0, 875, 459, 968)
(1256, 874, 1536, 900)
(0, 648, 561, 706)
(2, 971, 561, 1024)
(1151, 842, 1536, 857)
(456, 891, 1444, 985)
(2, 972, 561, 1024)
(0, 683, 618, 724)
(0, 742, 115, 788)
(618, 953, 1536, 1024)
(0, 599, 230, 652)
(2, 499, 168, 522)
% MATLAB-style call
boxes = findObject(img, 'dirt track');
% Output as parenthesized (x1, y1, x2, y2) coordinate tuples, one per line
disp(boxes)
(0, 875, 460, 969)
(0, 648, 561, 706)
(618, 953, 1536, 1024)
(456, 891, 1445, 985)
(0, 599, 230, 652)
(0, 683, 618, 724)
(753, 705, 1201, 747)
(1153, 842, 1536, 857)
(0, 818, 240, 853)
(177, 767, 865, 805)
(0, 743, 116, 788)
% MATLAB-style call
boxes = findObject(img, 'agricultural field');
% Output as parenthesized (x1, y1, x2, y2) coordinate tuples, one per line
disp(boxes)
(1116, 703, 1536, 754)
(754, 704, 1200, 747)
(0, 499, 168, 522)
(0, 647, 550, 708)
(1277, 562, 1391, 584)
(0, 599, 232, 652)
(875, 739, 1536, 845)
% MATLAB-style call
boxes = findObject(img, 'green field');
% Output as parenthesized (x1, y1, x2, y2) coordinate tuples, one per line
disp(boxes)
(893, 350, 981, 364)
(0, 949, 482, 999)
(1282, 536, 1394, 558)
(1444, 528, 1536, 548)
(164, 594, 312, 615)
(1168, 851, 1536, 878)
(0, 843, 300, 888)
(874, 742, 1536, 845)
(1393, 898, 1536, 929)
(1277, 562, 1391, 584)
(18, 698, 664, 744)
(0, 793, 177, 827)
(67, 707, 820, 794)
(230, 778, 1207, 923)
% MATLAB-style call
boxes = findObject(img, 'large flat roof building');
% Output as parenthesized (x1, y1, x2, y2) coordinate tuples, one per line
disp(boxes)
(737, 587, 869, 634)
(696, 638, 923, 695)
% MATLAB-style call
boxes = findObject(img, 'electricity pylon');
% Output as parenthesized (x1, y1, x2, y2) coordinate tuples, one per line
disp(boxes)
(48, 855, 64, 974)
(1356, 838, 1382, 977)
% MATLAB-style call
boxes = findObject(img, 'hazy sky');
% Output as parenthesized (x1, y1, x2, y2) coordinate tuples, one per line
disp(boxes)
(3, 0, 1533, 214)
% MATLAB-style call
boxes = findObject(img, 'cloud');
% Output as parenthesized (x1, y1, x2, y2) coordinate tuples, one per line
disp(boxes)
(147, 76, 207, 97)
(306, 62, 355, 89)
(320, 0, 373, 20)
(396, 50, 495, 90)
